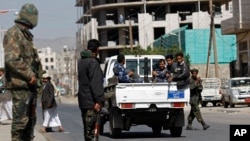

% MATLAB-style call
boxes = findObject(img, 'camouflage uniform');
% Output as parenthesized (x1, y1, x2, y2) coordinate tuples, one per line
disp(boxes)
(186, 69, 210, 130)
(113, 63, 131, 83)
(3, 3, 40, 141)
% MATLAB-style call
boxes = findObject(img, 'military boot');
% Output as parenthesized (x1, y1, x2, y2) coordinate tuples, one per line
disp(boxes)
(186, 123, 193, 130)
(201, 121, 210, 130)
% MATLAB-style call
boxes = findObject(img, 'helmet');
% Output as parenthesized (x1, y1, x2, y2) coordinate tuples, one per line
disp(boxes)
(15, 3, 38, 28)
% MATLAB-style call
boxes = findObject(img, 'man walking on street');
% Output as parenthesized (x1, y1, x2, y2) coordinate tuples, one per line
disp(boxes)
(186, 68, 210, 130)
(3, 3, 41, 141)
(77, 39, 105, 141)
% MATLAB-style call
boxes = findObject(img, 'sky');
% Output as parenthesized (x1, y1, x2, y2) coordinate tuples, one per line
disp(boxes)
(0, 0, 79, 39)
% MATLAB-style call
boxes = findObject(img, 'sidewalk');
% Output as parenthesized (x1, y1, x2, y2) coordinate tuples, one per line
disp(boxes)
(0, 120, 48, 141)
(0, 96, 77, 141)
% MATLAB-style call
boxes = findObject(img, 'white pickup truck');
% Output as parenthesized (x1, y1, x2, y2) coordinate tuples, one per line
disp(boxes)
(101, 55, 190, 138)
(200, 78, 222, 107)
(220, 77, 250, 108)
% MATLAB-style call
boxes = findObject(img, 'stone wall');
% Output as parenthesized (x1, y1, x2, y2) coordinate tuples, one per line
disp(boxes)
(190, 64, 231, 79)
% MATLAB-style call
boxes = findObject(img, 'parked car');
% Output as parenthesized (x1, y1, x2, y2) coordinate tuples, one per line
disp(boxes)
(220, 77, 250, 108)
(200, 78, 222, 107)
(57, 86, 66, 95)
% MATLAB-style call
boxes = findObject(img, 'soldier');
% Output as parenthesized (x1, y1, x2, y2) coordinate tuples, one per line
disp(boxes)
(77, 39, 105, 141)
(186, 68, 210, 130)
(3, 3, 40, 141)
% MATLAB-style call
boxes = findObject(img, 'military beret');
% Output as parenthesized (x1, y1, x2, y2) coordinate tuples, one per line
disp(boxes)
(190, 68, 199, 73)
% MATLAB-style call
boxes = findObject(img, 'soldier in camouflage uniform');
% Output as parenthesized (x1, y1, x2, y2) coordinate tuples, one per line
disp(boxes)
(186, 68, 210, 130)
(3, 3, 41, 141)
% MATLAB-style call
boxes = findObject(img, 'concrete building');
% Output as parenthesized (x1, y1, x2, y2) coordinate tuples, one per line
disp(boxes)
(222, 0, 250, 77)
(75, 0, 233, 63)
(38, 46, 77, 95)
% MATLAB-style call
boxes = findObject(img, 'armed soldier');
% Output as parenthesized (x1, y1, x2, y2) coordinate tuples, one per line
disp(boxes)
(186, 68, 210, 130)
(3, 3, 41, 141)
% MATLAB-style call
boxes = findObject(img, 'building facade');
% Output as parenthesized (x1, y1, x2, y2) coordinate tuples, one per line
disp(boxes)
(38, 46, 77, 95)
(222, 0, 250, 77)
(75, 0, 233, 63)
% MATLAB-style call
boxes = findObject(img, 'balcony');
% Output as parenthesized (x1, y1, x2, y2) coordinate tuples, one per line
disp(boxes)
(221, 0, 250, 35)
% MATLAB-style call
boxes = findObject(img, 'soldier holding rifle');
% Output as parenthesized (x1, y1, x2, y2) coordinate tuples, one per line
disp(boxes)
(3, 3, 42, 141)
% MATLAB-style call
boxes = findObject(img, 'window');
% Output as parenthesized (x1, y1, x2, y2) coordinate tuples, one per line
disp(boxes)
(51, 65, 54, 69)
(50, 58, 54, 62)
(45, 58, 48, 62)
(45, 66, 48, 70)
(126, 59, 138, 73)
(139, 59, 151, 75)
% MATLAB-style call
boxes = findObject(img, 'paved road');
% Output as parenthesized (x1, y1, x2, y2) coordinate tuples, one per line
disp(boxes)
(37, 96, 250, 141)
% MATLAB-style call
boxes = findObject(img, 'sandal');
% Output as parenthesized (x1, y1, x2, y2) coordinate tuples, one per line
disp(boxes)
(58, 127, 64, 132)
(39, 128, 46, 133)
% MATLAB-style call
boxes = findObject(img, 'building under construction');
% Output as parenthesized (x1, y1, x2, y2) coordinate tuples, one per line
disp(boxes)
(75, 0, 233, 63)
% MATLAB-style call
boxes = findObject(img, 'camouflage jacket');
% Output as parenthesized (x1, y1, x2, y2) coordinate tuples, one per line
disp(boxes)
(3, 23, 39, 89)
(189, 77, 203, 96)
(113, 62, 130, 83)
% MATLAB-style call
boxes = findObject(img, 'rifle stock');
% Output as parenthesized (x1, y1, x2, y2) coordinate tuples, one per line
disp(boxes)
(93, 112, 101, 141)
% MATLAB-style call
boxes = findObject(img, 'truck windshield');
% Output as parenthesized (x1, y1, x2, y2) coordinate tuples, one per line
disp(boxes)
(231, 79, 250, 87)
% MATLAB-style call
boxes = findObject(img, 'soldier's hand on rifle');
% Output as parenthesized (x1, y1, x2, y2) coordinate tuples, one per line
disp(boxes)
(94, 103, 101, 112)
(29, 75, 37, 85)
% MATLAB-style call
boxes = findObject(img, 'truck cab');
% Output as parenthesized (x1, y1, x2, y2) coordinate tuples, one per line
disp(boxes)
(103, 55, 165, 86)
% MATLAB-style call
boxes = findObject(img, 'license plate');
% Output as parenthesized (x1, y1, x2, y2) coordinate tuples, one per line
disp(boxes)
(204, 96, 213, 100)
(168, 90, 184, 99)
(245, 98, 250, 103)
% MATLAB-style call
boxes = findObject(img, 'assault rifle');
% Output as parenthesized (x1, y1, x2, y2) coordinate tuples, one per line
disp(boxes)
(93, 112, 101, 141)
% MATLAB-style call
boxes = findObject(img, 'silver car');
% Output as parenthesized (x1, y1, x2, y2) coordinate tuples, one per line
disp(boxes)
(221, 77, 250, 108)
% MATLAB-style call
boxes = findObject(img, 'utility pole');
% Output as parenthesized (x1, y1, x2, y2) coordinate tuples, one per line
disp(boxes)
(206, 0, 219, 78)
(129, 16, 133, 51)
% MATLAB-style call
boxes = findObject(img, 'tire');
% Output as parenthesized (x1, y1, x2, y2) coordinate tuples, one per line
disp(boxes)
(170, 127, 182, 137)
(229, 98, 235, 108)
(152, 125, 162, 135)
(109, 109, 121, 138)
(212, 102, 217, 107)
(201, 102, 207, 107)
(222, 97, 229, 108)
(99, 124, 104, 135)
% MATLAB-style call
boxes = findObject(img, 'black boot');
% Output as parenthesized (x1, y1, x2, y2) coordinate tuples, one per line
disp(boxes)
(201, 121, 210, 130)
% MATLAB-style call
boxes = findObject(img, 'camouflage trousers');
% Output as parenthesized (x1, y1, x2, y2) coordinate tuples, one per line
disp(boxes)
(80, 108, 97, 141)
(188, 94, 204, 123)
(11, 89, 37, 141)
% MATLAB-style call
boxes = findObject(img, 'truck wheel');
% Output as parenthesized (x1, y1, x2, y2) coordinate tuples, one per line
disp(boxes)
(222, 97, 229, 108)
(229, 98, 235, 108)
(170, 127, 182, 137)
(99, 124, 104, 135)
(109, 111, 121, 138)
(152, 125, 162, 135)
(212, 102, 217, 107)
(201, 102, 207, 107)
